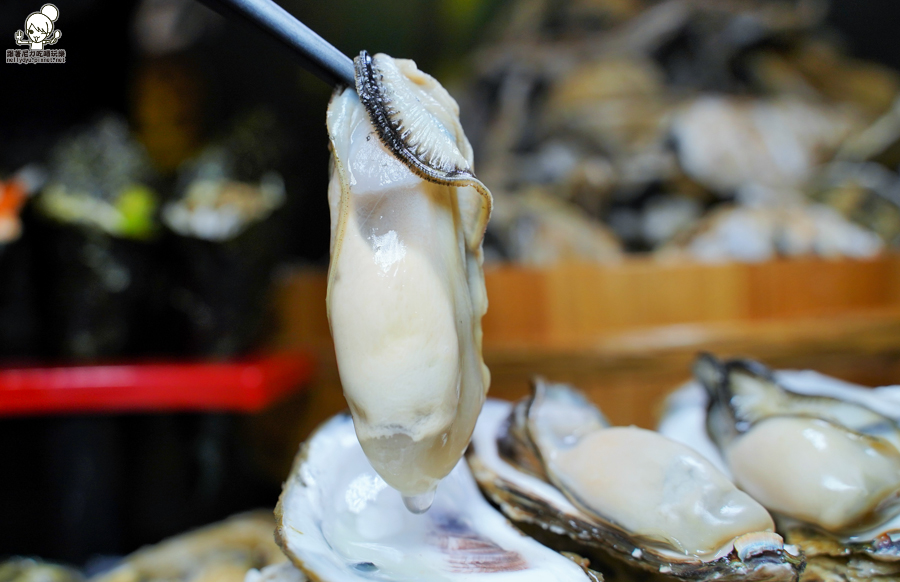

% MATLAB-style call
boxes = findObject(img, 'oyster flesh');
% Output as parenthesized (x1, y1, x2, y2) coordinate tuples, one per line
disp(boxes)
(467, 379, 804, 581)
(659, 356, 900, 581)
(326, 52, 492, 512)
(275, 412, 599, 582)
(693, 355, 900, 554)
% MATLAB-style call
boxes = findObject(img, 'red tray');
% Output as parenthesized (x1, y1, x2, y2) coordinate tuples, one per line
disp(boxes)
(0, 351, 314, 415)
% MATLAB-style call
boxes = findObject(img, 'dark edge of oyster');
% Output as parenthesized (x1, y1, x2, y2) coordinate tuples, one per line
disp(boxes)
(354, 50, 476, 186)
(496, 384, 547, 481)
(697, 353, 900, 446)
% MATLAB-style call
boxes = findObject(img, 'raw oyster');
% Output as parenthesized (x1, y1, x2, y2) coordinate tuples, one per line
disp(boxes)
(458, 0, 898, 260)
(467, 380, 804, 581)
(657, 202, 883, 263)
(670, 97, 859, 195)
(694, 355, 900, 550)
(488, 188, 622, 265)
(90, 511, 285, 582)
(326, 52, 491, 512)
(275, 412, 599, 582)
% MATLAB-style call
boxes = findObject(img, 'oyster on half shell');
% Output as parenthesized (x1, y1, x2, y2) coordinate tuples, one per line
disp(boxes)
(326, 52, 492, 512)
(693, 355, 900, 558)
(275, 412, 600, 582)
(659, 356, 900, 581)
(467, 380, 804, 581)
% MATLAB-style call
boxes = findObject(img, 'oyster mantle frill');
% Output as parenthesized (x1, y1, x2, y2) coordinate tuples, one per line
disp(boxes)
(467, 381, 804, 581)
(325, 53, 492, 511)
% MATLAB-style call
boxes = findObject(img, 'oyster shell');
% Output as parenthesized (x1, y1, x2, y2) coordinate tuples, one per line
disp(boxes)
(658, 356, 900, 580)
(244, 562, 307, 582)
(326, 53, 491, 511)
(275, 412, 599, 582)
(694, 355, 900, 545)
(90, 511, 285, 582)
(468, 380, 804, 581)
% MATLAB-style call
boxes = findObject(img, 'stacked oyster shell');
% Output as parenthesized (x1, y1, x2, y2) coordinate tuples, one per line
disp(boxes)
(462, 0, 900, 262)
(659, 355, 900, 582)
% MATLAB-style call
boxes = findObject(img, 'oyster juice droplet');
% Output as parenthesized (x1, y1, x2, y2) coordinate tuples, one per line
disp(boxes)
(325, 53, 492, 512)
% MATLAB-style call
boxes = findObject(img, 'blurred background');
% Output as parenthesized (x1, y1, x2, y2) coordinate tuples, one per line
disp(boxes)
(3, 0, 900, 576)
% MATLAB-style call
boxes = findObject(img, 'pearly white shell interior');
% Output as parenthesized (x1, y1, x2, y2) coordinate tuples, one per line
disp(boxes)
(278, 413, 592, 582)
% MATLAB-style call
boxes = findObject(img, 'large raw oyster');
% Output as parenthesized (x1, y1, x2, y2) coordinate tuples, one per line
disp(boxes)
(467, 379, 804, 581)
(659, 356, 900, 581)
(275, 412, 599, 582)
(694, 356, 900, 551)
(326, 52, 492, 512)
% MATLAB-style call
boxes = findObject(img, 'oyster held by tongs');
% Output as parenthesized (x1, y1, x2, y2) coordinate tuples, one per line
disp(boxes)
(326, 52, 492, 512)
(275, 412, 599, 582)
(468, 380, 804, 581)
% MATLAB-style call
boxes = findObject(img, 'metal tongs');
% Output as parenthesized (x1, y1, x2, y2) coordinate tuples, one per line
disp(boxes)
(200, 0, 356, 88)
(199, 0, 489, 199)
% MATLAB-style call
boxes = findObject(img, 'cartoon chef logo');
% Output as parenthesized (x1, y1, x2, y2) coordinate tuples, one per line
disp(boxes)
(6, 3, 64, 63)
(15, 4, 62, 50)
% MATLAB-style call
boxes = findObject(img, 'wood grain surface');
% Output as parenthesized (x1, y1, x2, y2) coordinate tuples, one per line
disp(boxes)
(250, 255, 900, 479)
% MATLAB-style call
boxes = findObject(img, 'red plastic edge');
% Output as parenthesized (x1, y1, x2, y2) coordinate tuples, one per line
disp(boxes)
(0, 351, 315, 416)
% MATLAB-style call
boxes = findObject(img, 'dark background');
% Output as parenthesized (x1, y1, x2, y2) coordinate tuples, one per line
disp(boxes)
(0, 0, 504, 264)
(0, 0, 897, 262)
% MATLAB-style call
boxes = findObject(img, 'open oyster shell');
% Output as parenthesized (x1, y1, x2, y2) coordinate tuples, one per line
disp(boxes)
(91, 511, 285, 582)
(275, 412, 599, 582)
(692, 356, 900, 552)
(467, 381, 804, 581)
(659, 357, 900, 581)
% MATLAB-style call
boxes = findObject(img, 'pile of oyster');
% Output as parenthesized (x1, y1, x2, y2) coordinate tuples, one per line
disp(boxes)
(269, 364, 899, 582)
(267, 384, 796, 582)
(460, 0, 900, 262)
(262, 34, 899, 582)
(270, 49, 603, 582)
(659, 355, 900, 582)
(466, 379, 804, 582)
